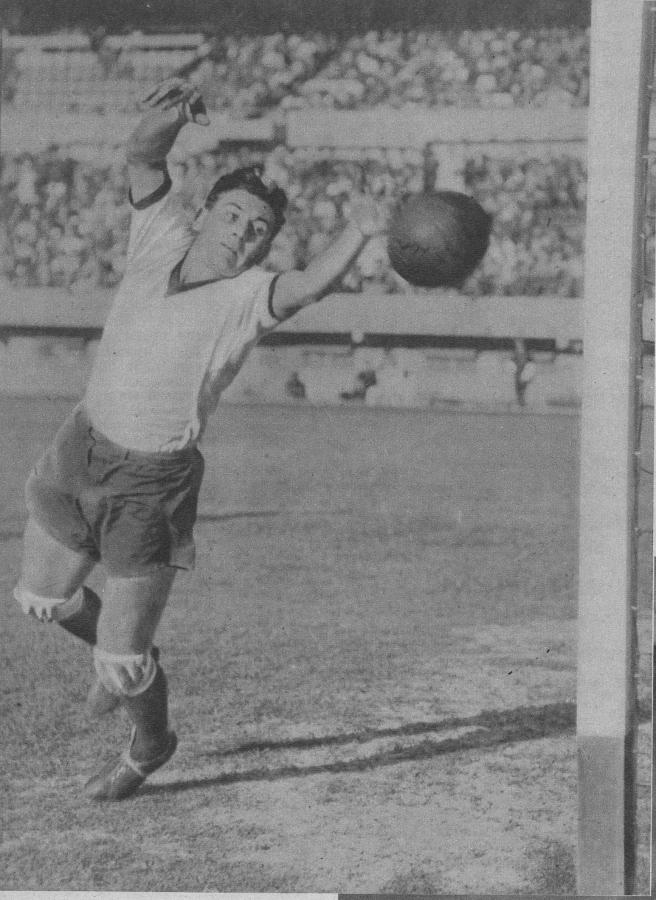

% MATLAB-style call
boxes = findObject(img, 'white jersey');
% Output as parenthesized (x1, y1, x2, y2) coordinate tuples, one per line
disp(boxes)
(85, 183, 279, 453)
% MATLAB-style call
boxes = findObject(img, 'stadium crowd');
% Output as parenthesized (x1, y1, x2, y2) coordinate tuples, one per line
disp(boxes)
(203, 27, 590, 115)
(463, 153, 586, 298)
(0, 144, 587, 296)
(5, 27, 590, 115)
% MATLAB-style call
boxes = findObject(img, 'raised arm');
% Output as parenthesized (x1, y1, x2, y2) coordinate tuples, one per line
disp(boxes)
(126, 78, 209, 205)
(270, 195, 387, 322)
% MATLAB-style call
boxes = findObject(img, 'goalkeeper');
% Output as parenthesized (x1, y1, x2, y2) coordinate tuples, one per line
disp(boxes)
(13, 78, 385, 801)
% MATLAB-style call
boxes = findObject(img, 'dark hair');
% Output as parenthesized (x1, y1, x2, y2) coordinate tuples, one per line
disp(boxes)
(204, 165, 287, 238)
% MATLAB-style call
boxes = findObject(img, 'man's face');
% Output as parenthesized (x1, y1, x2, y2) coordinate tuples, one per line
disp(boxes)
(195, 188, 276, 278)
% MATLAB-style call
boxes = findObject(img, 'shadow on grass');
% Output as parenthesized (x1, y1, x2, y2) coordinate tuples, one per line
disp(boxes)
(143, 701, 582, 798)
(144, 698, 652, 797)
(205, 702, 579, 759)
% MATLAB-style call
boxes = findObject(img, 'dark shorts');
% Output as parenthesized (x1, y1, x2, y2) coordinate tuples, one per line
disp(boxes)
(25, 404, 204, 577)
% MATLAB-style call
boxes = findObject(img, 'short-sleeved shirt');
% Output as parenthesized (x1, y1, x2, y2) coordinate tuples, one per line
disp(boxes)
(84, 180, 280, 453)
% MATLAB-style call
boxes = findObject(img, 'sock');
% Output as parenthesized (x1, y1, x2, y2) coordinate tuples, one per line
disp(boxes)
(58, 586, 101, 645)
(121, 664, 170, 761)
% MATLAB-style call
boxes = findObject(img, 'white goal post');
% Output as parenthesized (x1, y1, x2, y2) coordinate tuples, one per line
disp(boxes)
(577, 0, 653, 894)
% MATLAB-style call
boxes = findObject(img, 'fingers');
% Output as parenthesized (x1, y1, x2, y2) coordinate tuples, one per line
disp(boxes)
(348, 195, 388, 237)
(142, 77, 188, 107)
(141, 78, 209, 125)
(188, 94, 209, 126)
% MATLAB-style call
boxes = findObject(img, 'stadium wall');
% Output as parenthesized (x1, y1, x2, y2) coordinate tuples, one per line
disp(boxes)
(0, 108, 596, 166)
(1, 288, 652, 413)
(0, 331, 585, 412)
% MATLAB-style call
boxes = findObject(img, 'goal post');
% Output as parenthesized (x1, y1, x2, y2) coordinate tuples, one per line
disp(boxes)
(577, 0, 653, 894)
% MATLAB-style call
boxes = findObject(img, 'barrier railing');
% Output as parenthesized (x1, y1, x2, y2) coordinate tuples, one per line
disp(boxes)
(0, 106, 590, 157)
(1, 286, 653, 350)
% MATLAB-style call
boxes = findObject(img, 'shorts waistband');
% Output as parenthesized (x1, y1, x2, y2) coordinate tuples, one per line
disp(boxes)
(76, 404, 198, 462)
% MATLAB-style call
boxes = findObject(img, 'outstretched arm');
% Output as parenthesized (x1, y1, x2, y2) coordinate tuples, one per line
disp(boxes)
(270, 195, 387, 322)
(126, 78, 209, 205)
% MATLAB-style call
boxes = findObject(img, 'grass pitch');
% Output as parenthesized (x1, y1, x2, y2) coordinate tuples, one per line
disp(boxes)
(0, 398, 651, 893)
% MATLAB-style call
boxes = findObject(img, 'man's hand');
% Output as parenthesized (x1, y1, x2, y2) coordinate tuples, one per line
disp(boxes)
(346, 194, 388, 238)
(127, 78, 209, 203)
(141, 78, 210, 126)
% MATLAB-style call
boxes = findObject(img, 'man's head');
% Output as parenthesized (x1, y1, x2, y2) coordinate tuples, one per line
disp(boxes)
(191, 166, 287, 279)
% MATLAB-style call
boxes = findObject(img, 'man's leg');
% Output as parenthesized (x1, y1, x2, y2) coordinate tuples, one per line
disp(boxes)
(14, 517, 97, 628)
(85, 567, 178, 801)
(17, 517, 133, 716)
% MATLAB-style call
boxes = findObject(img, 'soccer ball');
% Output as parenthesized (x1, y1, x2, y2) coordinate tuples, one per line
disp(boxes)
(387, 191, 492, 288)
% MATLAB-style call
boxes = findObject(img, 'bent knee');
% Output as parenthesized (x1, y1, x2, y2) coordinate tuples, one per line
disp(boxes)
(93, 647, 158, 697)
(13, 582, 83, 624)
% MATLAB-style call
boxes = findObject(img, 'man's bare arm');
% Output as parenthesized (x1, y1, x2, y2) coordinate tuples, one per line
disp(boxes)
(126, 78, 209, 205)
(270, 195, 387, 321)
